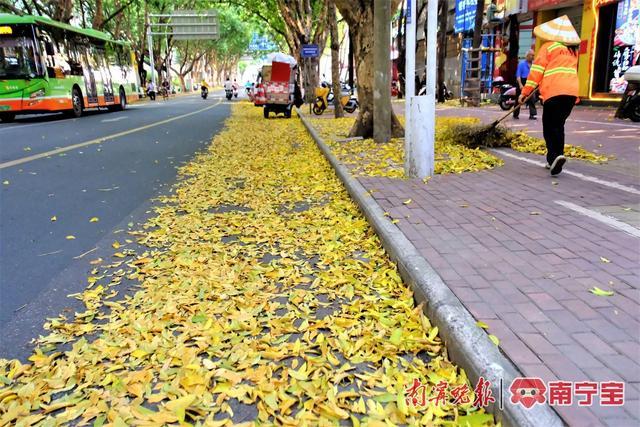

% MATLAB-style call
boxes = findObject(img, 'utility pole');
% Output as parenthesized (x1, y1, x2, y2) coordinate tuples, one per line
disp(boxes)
(404, 0, 435, 178)
(147, 24, 155, 87)
(374, 0, 391, 143)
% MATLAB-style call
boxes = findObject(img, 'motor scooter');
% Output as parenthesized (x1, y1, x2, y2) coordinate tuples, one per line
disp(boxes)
(201, 86, 208, 99)
(313, 85, 358, 115)
(225, 89, 233, 100)
(616, 65, 640, 122)
(491, 77, 518, 111)
(233, 87, 239, 98)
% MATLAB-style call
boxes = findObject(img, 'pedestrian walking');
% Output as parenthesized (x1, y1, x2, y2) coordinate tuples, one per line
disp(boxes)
(520, 15, 580, 176)
(146, 80, 156, 101)
(513, 49, 537, 120)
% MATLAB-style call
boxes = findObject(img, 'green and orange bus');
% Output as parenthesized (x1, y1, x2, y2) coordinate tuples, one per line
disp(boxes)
(0, 13, 140, 122)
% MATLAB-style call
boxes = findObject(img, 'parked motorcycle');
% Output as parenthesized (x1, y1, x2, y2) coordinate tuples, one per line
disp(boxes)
(225, 89, 233, 100)
(616, 65, 640, 122)
(201, 86, 208, 99)
(491, 77, 518, 111)
(313, 84, 358, 115)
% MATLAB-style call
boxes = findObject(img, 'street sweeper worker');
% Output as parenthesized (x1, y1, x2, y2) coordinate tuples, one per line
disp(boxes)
(520, 15, 580, 176)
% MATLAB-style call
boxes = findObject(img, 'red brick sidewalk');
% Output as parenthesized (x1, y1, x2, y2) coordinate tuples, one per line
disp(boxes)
(323, 104, 640, 426)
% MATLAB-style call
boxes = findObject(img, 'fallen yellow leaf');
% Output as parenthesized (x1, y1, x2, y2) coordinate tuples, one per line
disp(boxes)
(488, 335, 500, 346)
(590, 287, 614, 297)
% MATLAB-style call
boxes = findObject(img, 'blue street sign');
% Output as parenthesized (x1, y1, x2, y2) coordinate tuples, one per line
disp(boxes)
(454, 0, 477, 33)
(249, 33, 277, 52)
(301, 44, 319, 58)
(407, 0, 411, 24)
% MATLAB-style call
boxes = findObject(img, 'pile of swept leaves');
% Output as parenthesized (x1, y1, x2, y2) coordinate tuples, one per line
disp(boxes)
(310, 115, 608, 179)
(0, 104, 493, 426)
(311, 117, 503, 177)
(444, 120, 611, 163)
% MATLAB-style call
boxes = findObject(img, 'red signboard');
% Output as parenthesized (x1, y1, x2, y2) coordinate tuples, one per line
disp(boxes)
(528, 0, 580, 11)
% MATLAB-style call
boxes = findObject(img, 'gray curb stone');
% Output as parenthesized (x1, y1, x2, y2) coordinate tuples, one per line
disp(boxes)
(297, 110, 564, 427)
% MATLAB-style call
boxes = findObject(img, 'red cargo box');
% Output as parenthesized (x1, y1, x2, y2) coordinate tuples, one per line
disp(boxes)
(271, 61, 292, 83)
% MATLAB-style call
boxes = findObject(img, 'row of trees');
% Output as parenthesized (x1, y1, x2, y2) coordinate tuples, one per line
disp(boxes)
(1, 0, 402, 137)
(0, 1, 490, 138)
(1, 0, 268, 90)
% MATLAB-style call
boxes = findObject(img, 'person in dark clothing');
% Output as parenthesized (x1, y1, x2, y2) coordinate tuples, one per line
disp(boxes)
(513, 49, 537, 120)
(519, 15, 580, 176)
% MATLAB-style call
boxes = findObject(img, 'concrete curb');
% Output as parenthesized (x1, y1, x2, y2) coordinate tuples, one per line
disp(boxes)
(297, 110, 564, 427)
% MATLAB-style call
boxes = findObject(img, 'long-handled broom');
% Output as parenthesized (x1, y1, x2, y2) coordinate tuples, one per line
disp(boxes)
(469, 88, 539, 147)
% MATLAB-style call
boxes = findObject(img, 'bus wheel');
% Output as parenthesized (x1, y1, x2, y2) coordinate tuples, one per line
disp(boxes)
(69, 88, 83, 118)
(117, 88, 127, 111)
(0, 113, 16, 123)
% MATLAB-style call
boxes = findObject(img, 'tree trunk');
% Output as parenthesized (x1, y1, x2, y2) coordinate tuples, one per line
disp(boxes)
(329, 1, 344, 118)
(436, 0, 448, 102)
(299, 54, 318, 104)
(335, 1, 403, 139)
(348, 30, 354, 89)
(396, 0, 405, 99)
(92, 0, 104, 29)
(472, 0, 486, 49)
(53, 0, 74, 23)
(374, 0, 391, 142)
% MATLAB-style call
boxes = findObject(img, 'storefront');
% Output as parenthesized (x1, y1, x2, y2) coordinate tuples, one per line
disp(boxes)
(587, 0, 640, 100)
(529, 0, 590, 97)
(530, 0, 585, 37)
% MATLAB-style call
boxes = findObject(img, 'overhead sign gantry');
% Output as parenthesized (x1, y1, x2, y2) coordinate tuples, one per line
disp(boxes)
(147, 10, 219, 86)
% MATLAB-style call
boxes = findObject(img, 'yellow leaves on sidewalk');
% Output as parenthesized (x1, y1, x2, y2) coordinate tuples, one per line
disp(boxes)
(310, 114, 608, 179)
(311, 116, 504, 178)
(0, 104, 491, 426)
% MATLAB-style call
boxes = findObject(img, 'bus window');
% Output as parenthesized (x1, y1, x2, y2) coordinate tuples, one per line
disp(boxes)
(0, 31, 42, 79)
(37, 28, 57, 78)
(65, 37, 84, 76)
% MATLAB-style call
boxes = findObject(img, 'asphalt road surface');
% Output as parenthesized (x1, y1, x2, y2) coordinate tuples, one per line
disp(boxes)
(0, 92, 230, 357)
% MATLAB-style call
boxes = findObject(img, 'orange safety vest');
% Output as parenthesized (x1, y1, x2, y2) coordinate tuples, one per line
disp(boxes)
(522, 41, 579, 101)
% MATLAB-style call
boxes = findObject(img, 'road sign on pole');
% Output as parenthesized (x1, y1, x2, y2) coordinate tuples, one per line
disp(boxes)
(301, 44, 320, 58)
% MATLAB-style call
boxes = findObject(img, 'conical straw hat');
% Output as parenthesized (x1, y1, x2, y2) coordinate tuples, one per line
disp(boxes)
(534, 15, 581, 45)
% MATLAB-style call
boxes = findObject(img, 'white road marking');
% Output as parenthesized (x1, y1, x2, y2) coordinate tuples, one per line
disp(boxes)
(608, 135, 640, 139)
(0, 100, 221, 170)
(555, 200, 640, 238)
(101, 116, 128, 123)
(571, 129, 606, 134)
(439, 106, 638, 128)
(0, 117, 75, 132)
(491, 149, 640, 196)
(570, 119, 639, 128)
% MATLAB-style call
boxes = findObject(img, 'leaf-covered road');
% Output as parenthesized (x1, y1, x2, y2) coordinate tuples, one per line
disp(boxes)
(0, 104, 492, 426)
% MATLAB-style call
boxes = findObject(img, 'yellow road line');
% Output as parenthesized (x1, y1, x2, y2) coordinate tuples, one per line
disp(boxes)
(0, 100, 221, 170)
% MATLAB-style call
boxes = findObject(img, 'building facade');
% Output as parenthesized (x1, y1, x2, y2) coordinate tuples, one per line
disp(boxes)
(443, 0, 639, 101)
